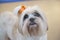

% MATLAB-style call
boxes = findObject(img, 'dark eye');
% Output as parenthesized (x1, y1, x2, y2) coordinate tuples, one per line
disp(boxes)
(34, 12, 43, 20)
(23, 14, 28, 21)
(34, 12, 41, 17)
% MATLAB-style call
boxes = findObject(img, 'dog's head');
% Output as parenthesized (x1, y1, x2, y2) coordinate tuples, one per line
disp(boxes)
(13, 6, 48, 36)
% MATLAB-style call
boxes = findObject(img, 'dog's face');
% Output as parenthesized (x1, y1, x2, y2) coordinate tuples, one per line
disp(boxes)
(22, 11, 42, 36)
(14, 6, 48, 37)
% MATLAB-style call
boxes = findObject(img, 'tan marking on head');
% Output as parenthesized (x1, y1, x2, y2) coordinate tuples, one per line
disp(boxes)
(18, 5, 26, 15)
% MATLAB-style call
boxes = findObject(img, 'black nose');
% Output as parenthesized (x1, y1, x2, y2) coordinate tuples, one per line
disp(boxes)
(30, 18, 35, 22)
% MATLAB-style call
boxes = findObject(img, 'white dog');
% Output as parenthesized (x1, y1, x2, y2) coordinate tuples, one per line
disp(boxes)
(0, 5, 48, 40)
(13, 5, 48, 40)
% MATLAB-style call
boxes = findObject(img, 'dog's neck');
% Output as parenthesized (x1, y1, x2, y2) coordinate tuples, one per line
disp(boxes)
(17, 29, 47, 40)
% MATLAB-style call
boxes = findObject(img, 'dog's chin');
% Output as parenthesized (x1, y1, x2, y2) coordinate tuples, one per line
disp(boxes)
(27, 23, 39, 36)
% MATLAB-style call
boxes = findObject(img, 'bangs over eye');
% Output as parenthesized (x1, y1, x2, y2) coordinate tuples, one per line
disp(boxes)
(23, 14, 28, 21)
(34, 12, 41, 17)
(34, 11, 43, 20)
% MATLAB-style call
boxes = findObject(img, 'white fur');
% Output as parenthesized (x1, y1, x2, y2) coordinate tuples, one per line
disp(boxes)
(0, 6, 48, 40)
(0, 11, 18, 40)
(13, 6, 48, 40)
(13, 6, 21, 15)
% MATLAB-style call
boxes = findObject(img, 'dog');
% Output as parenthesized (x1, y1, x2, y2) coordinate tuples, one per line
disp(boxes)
(13, 5, 48, 40)
(0, 5, 48, 40)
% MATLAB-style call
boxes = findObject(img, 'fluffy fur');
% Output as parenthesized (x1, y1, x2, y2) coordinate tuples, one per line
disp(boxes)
(0, 11, 18, 40)
(13, 6, 48, 40)
(0, 6, 48, 40)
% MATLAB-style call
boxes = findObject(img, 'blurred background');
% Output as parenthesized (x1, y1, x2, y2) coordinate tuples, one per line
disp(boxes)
(0, 0, 60, 40)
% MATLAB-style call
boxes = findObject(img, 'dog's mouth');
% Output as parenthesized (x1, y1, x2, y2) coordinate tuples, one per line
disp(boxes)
(29, 22, 37, 27)
(27, 22, 39, 36)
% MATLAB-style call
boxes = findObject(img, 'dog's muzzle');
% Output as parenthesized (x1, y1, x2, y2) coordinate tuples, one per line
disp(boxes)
(29, 18, 38, 28)
(27, 18, 39, 36)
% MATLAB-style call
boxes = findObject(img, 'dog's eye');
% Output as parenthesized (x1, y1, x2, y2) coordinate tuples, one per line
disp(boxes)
(23, 14, 28, 21)
(34, 12, 41, 17)
(34, 12, 43, 20)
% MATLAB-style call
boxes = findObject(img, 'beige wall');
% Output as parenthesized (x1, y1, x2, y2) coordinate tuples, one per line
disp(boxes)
(0, 1, 60, 40)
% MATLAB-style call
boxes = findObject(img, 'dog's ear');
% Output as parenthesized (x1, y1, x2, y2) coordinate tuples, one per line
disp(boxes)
(18, 26, 23, 35)
(13, 5, 26, 16)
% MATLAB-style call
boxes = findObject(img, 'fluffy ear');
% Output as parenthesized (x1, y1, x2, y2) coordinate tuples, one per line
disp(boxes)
(18, 25, 23, 35)
(13, 5, 26, 16)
